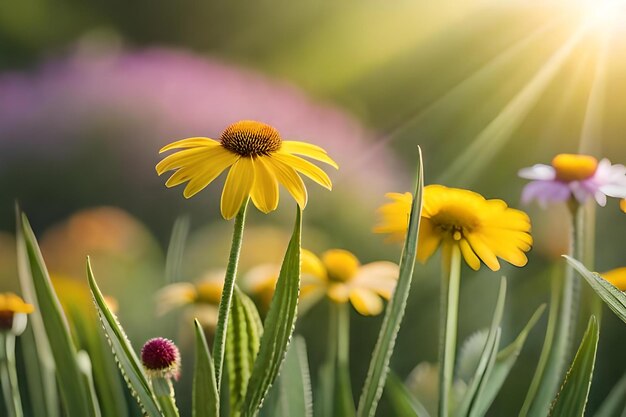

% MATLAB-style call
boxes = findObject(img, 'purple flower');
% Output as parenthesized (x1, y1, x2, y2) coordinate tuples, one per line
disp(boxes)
(141, 337, 181, 380)
(519, 153, 626, 207)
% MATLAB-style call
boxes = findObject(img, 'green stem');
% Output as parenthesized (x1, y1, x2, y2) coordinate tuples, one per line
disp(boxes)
(213, 200, 248, 392)
(438, 244, 461, 417)
(335, 302, 356, 417)
(577, 202, 601, 324)
(519, 204, 580, 417)
(0, 333, 24, 417)
(153, 377, 180, 417)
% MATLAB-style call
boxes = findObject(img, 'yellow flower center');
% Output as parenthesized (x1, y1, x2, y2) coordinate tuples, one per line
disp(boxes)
(220, 120, 282, 157)
(430, 205, 479, 241)
(195, 281, 224, 305)
(551, 154, 598, 182)
(322, 249, 360, 282)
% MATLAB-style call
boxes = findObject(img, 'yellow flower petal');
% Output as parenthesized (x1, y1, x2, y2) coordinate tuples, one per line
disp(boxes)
(266, 157, 308, 208)
(322, 249, 360, 282)
(416, 219, 442, 263)
(349, 288, 383, 316)
(459, 239, 480, 271)
(352, 261, 398, 299)
(156, 146, 216, 174)
(620, 199, 626, 213)
(466, 233, 500, 271)
(250, 157, 279, 213)
(181, 147, 239, 198)
(281, 141, 339, 169)
(0, 293, 34, 314)
(602, 267, 626, 291)
(159, 137, 219, 153)
(273, 152, 333, 190)
(327, 283, 350, 303)
(301, 249, 327, 281)
(221, 157, 255, 220)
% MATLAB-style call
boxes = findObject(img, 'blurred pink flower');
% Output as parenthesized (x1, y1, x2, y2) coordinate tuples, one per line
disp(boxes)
(519, 154, 626, 207)
(0, 45, 399, 193)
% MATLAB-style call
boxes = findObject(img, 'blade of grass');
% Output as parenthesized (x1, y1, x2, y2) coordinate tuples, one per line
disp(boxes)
(19, 213, 95, 417)
(356, 147, 424, 417)
(277, 336, 313, 417)
(87, 259, 163, 417)
(241, 207, 302, 417)
(193, 320, 219, 417)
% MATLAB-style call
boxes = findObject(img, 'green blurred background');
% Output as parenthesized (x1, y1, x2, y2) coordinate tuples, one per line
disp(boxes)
(1, 0, 625, 415)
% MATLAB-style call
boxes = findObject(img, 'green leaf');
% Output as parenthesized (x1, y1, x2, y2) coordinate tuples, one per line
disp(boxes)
(355, 147, 423, 417)
(15, 206, 59, 417)
(594, 373, 626, 417)
(226, 287, 263, 415)
(193, 319, 219, 417)
(241, 207, 302, 417)
(454, 278, 507, 417)
(86, 259, 164, 417)
(468, 305, 546, 417)
(19, 213, 95, 417)
(385, 372, 431, 417)
(549, 315, 599, 417)
(565, 256, 626, 324)
(165, 215, 190, 284)
(276, 336, 313, 417)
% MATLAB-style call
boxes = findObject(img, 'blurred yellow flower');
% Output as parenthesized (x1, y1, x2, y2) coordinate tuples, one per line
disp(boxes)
(156, 120, 338, 219)
(306, 249, 399, 316)
(156, 270, 225, 328)
(0, 293, 34, 333)
(621, 199, 626, 213)
(374, 185, 532, 271)
(602, 267, 626, 291)
(242, 249, 328, 311)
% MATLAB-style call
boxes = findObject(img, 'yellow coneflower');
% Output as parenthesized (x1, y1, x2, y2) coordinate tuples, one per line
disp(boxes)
(305, 249, 398, 316)
(374, 185, 532, 271)
(156, 120, 338, 219)
(602, 267, 626, 291)
(0, 293, 34, 334)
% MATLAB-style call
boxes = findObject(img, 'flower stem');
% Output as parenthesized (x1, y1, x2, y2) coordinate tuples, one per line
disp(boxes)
(335, 302, 355, 417)
(152, 377, 180, 417)
(577, 202, 601, 324)
(0, 333, 24, 417)
(438, 244, 461, 417)
(213, 200, 248, 392)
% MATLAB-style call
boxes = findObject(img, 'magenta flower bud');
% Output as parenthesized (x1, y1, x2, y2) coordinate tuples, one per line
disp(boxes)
(141, 337, 181, 380)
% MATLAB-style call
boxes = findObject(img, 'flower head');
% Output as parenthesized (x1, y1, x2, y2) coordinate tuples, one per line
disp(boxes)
(301, 249, 399, 316)
(157, 120, 338, 219)
(156, 270, 224, 328)
(374, 185, 532, 271)
(141, 337, 181, 380)
(0, 293, 34, 335)
(518, 154, 626, 207)
(621, 199, 626, 213)
(601, 267, 626, 291)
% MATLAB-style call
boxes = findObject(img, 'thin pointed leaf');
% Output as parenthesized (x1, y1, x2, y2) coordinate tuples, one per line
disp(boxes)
(15, 206, 59, 417)
(565, 256, 626, 323)
(87, 259, 163, 417)
(276, 336, 313, 417)
(356, 147, 424, 417)
(165, 215, 190, 284)
(594, 373, 626, 417)
(469, 304, 546, 417)
(454, 278, 507, 417)
(241, 207, 302, 417)
(19, 213, 95, 417)
(385, 373, 431, 417)
(193, 319, 219, 417)
(226, 288, 263, 414)
(549, 316, 599, 417)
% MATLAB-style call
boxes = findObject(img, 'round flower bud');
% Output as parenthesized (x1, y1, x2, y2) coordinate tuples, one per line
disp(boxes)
(141, 337, 181, 380)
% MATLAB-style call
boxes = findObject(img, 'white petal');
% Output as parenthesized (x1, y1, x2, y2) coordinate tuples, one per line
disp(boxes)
(518, 164, 555, 180)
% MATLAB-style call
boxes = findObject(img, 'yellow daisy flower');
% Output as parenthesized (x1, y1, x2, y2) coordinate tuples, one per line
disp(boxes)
(305, 249, 399, 316)
(374, 185, 532, 271)
(156, 120, 338, 219)
(602, 267, 626, 291)
(0, 293, 34, 333)
(156, 270, 225, 328)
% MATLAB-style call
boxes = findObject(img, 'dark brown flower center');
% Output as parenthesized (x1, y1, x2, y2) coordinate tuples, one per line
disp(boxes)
(220, 120, 282, 157)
